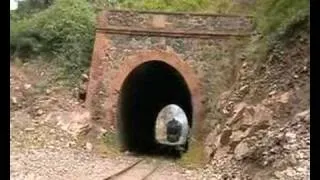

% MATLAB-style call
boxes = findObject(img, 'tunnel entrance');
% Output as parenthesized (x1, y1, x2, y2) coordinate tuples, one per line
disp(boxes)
(117, 60, 193, 156)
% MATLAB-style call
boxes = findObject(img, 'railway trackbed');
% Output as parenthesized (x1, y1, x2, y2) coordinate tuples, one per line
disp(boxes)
(103, 158, 160, 180)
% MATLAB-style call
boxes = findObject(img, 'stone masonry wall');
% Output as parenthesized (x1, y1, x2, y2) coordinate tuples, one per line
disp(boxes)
(103, 10, 253, 33)
(86, 10, 253, 138)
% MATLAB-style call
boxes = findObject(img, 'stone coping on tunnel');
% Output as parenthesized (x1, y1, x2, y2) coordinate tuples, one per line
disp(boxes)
(97, 10, 254, 35)
(96, 26, 252, 38)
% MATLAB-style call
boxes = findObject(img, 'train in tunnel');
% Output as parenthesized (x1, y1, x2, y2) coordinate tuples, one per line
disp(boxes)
(117, 60, 193, 156)
(155, 104, 190, 153)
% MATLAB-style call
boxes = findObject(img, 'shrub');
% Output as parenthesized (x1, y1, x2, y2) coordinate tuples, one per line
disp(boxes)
(254, 0, 309, 38)
(243, 0, 309, 64)
(10, 0, 96, 85)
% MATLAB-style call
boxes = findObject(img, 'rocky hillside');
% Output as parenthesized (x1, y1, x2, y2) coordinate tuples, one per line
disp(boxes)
(202, 16, 309, 180)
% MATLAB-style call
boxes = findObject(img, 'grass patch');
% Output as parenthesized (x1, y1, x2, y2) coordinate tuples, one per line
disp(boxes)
(102, 131, 120, 148)
(12, 57, 25, 67)
(177, 139, 206, 169)
(97, 131, 122, 156)
(76, 131, 122, 157)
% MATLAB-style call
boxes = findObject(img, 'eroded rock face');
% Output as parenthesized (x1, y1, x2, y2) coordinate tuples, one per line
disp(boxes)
(201, 27, 309, 179)
(203, 89, 309, 180)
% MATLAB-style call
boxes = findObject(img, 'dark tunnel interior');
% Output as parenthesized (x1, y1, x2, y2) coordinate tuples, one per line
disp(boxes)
(117, 60, 193, 157)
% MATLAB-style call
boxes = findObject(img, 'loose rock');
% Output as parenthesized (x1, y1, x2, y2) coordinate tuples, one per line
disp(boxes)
(24, 127, 35, 132)
(46, 89, 51, 95)
(24, 84, 32, 90)
(11, 97, 18, 105)
(36, 109, 44, 116)
(234, 142, 250, 160)
(85, 142, 93, 152)
(268, 90, 276, 96)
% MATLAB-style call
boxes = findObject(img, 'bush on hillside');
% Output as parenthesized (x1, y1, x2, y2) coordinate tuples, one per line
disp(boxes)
(254, 0, 309, 38)
(10, 0, 95, 85)
(244, 0, 309, 64)
(13, 0, 54, 18)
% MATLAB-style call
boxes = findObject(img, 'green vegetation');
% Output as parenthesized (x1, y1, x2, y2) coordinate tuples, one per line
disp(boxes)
(178, 139, 206, 168)
(12, 0, 54, 18)
(254, 0, 309, 38)
(98, 131, 122, 156)
(11, 0, 95, 86)
(241, 0, 309, 66)
(118, 0, 218, 12)
(77, 130, 121, 157)
(107, 0, 254, 14)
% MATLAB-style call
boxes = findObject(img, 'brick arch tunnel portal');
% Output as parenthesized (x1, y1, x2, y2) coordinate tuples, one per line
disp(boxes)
(117, 60, 193, 154)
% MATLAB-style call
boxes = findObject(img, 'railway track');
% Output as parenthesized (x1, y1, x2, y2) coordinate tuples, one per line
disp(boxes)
(103, 158, 160, 180)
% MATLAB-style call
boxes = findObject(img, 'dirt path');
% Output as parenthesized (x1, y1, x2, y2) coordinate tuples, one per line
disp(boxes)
(10, 107, 205, 180)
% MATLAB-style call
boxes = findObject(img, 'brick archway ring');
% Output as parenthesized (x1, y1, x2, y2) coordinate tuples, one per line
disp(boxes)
(108, 50, 204, 136)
